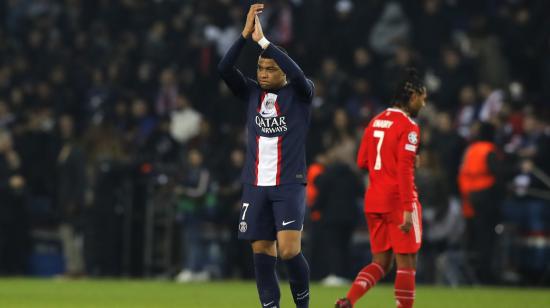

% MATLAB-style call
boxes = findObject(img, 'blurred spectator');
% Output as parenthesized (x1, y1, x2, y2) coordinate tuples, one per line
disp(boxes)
(155, 69, 179, 116)
(264, 0, 294, 47)
(16, 107, 58, 223)
(500, 4, 538, 88)
(310, 155, 363, 285)
(0, 130, 29, 275)
(217, 147, 253, 279)
(321, 109, 357, 166)
(140, 116, 180, 164)
(466, 15, 509, 88)
(458, 122, 503, 284)
(324, 0, 356, 60)
(204, 2, 242, 58)
(175, 148, 214, 282)
(319, 58, 348, 105)
(416, 148, 464, 284)
(0, 100, 15, 129)
(345, 77, 381, 125)
(349, 47, 379, 94)
(305, 152, 327, 280)
(417, 150, 452, 223)
(129, 98, 157, 147)
(214, 81, 246, 130)
(188, 119, 222, 169)
(410, 0, 452, 63)
(369, 1, 410, 56)
(433, 47, 473, 112)
(306, 153, 327, 214)
(111, 100, 131, 135)
(432, 112, 466, 194)
(56, 114, 86, 277)
(455, 85, 479, 139)
(83, 124, 128, 276)
(478, 84, 505, 123)
(170, 95, 202, 145)
(382, 44, 418, 100)
(143, 21, 169, 65)
(85, 69, 111, 125)
(508, 113, 550, 198)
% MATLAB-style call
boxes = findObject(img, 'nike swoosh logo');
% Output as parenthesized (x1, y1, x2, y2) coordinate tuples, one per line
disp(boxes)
(282, 220, 296, 226)
(263, 301, 274, 307)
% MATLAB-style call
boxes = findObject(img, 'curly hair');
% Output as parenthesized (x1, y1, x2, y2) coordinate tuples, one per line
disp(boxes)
(392, 68, 425, 108)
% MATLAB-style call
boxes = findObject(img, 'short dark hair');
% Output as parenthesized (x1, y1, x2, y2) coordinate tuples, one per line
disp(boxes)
(477, 122, 495, 142)
(392, 68, 425, 107)
(259, 45, 288, 59)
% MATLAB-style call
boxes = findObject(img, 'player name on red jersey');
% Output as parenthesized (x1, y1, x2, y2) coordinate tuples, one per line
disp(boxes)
(372, 119, 394, 128)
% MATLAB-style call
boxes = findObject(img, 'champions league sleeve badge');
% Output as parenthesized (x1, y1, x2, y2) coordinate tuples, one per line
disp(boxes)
(408, 131, 418, 145)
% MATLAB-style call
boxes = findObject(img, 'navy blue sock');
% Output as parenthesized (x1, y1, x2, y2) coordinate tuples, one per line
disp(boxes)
(253, 253, 280, 308)
(283, 252, 310, 308)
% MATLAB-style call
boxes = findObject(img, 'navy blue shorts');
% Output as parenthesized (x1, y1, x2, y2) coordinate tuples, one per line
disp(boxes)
(238, 183, 306, 241)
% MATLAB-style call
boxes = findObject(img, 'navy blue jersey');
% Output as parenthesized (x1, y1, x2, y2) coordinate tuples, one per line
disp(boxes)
(218, 36, 314, 186)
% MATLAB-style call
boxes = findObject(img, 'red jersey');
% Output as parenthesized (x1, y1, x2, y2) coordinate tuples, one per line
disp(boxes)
(357, 108, 420, 213)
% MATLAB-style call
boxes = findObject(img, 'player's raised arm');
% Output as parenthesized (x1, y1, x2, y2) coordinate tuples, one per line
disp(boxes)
(217, 4, 264, 100)
(252, 16, 313, 100)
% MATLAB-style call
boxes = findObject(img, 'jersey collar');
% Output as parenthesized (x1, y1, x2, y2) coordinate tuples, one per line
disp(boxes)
(386, 108, 417, 125)
(387, 107, 408, 116)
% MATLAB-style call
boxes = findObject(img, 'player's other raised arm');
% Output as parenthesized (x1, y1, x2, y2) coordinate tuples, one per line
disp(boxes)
(217, 4, 264, 100)
(252, 16, 313, 100)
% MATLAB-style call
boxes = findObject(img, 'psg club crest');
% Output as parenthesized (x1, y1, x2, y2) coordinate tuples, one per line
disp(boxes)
(408, 131, 418, 145)
(259, 93, 278, 118)
(239, 222, 248, 233)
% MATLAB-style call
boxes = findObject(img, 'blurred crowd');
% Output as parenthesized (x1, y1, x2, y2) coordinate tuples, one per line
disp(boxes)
(0, 0, 549, 285)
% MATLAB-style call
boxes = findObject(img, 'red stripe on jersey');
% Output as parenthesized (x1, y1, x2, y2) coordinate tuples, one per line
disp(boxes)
(258, 91, 266, 112)
(274, 99, 281, 116)
(276, 136, 282, 185)
(275, 99, 282, 185)
(254, 135, 260, 186)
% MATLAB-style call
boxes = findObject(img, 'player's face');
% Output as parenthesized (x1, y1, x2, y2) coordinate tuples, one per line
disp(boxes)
(408, 88, 427, 117)
(257, 57, 286, 90)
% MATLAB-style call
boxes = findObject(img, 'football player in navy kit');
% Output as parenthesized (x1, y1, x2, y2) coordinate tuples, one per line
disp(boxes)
(218, 4, 313, 308)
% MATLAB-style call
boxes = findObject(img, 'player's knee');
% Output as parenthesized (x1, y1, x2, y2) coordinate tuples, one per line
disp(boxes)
(373, 254, 393, 274)
(278, 245, 300, 260)
(372, 260, 392, 274)
(395, 253, 417, 269)
(251, 240, 277, 256)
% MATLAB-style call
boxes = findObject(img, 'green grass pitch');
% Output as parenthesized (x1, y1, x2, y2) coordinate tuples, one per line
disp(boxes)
(0, 279, 548, 307)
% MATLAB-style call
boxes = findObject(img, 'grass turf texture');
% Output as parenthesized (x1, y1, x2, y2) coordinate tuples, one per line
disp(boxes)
(0, 279, 548, 307)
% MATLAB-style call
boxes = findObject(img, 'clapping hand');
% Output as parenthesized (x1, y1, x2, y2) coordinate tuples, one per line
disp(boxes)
(242, 4, 264, 39)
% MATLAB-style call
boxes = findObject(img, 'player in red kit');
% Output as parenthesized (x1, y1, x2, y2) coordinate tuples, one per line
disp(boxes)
(336, 69, 427, 308)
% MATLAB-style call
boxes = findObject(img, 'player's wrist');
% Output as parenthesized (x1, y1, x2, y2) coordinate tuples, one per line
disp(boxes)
(258, 36, 270, 49)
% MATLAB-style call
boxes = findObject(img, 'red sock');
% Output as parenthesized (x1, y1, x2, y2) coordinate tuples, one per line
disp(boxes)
(346, 262, 385, 304)
(394, 268, 416, 308)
